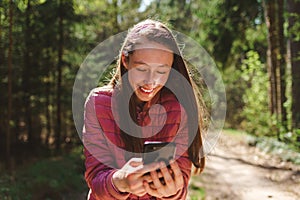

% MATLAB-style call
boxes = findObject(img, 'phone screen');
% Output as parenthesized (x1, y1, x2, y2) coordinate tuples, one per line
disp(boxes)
(143, 141, 176, 165)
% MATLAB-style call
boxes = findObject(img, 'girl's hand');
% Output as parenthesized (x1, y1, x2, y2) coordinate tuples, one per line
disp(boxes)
(112, 157, 160, 197)
(143, 159, 184, 198)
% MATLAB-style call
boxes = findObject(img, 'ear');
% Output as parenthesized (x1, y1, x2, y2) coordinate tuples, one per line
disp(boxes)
(121, 53, 129, 69)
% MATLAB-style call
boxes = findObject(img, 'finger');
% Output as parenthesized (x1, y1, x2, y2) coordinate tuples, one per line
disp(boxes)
(144, 170, 164, 181)
(156, 171, 164, 179)
(169, 160, 184, 187)
(150, 170, 164, 192)
(136, 162, 160, 175)
(149, 182, 156, 190)
(160, 162, 175, 188)
(126, 178, 145, 192)
(143, 173, 163, 183)
(133, 186, 147, 197)
(143, 173, 152, 182)
(169, 160, 181, 177)
(143, 181, 162, 198)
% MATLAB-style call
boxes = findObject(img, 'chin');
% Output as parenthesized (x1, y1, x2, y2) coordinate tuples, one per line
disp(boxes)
(137, 96, 151, 102)
(136, 93, 155, 102)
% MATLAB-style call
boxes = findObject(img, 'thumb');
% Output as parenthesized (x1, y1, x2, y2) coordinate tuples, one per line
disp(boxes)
(129, 157, 143, 167)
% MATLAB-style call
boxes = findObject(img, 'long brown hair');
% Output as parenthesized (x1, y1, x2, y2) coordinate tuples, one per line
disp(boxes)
(109, 19, 205, 173)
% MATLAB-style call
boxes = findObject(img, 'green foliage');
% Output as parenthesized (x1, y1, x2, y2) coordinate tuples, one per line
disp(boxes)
(193, 0, 263, 68)
(240, 51, 273, 136)
(1, 0, 299, 196)
(188, 179, 206, 200)
(0, 147, 87, 200)
(223, 66, 246, 128)
(288, 12, 300, 41)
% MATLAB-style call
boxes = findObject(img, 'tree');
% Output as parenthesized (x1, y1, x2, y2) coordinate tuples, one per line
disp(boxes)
(287, 0, 300, 131)
(55, 0, 64, 150)
(190, 0, 266, 130)
(23, 0, 34, 146)
(277, 0, 287, 127)
(263, 0, 287, 134)
(6, 0, 13, 169)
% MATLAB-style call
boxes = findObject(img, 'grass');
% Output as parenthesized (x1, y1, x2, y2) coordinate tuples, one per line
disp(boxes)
(0, 147, 87, 200)
(223, 128, 247, 135)
(188, 183, 205, 200)
(188, 175, 206, 200)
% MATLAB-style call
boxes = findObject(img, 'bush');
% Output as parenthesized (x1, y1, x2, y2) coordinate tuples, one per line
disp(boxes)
(0, 147, 87, 200)
(240, 51, 273, 136)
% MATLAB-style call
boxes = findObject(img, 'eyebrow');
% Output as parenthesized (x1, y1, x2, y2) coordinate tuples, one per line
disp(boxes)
(133, 61, 171, 68)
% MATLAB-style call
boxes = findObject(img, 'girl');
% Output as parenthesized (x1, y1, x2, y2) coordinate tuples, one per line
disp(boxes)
(83, 19, 205, 200)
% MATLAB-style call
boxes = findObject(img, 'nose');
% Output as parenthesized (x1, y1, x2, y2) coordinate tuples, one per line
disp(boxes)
(143, 71, 156, 86)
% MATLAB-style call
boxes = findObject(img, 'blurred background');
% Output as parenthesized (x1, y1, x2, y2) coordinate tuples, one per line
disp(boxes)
(0, 0, 299, 199)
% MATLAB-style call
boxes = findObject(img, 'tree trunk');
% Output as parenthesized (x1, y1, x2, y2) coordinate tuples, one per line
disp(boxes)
(0, 3, 3, 66)
(263, 0, 287, 136)
(112, 0, 120, 33)
(45, 63, 52, 147)
(55, 0, 64, 150)
(23, 0, 33, 146)
(287, 0, 300, 130)
(264, 0, 279, 119)
(6, 0, 13, 170)
(277, 0, 287, 129)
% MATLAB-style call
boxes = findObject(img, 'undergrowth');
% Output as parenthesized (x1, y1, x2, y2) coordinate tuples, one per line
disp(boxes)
(0, 147, 87, 200)
(225, 129, 300, 165)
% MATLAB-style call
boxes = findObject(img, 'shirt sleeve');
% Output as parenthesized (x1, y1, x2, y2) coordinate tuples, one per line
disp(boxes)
(83, 90, 130, 200)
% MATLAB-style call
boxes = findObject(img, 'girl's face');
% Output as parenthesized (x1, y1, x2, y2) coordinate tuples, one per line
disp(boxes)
(122, 42, 174, 104)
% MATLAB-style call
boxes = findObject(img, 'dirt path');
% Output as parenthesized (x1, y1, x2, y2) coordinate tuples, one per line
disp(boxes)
(189, 131, 300, 200)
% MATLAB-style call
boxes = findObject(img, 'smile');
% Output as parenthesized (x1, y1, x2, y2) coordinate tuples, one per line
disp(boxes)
(140, 86, 154, 94)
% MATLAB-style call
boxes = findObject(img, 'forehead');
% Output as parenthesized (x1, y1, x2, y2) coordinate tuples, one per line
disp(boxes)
(130, 48, 174, 66)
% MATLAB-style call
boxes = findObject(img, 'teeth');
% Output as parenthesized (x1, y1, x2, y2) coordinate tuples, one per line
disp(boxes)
(140, 87, 153, 93)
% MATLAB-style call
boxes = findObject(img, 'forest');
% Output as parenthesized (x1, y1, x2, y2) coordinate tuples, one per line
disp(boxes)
(1, 0, 300, 199)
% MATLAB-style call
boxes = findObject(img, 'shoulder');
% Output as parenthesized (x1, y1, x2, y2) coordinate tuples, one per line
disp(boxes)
(91, 85, 114, 97)
(89, 86, 115, 106)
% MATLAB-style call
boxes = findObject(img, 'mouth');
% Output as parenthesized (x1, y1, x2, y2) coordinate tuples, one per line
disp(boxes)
(139, 86, 154, 94)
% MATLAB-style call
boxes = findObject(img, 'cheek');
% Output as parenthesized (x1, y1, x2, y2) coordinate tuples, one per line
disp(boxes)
(128, 70, 143, 86)
(156, 74, 170, 85)
(127, 70, 171, 86)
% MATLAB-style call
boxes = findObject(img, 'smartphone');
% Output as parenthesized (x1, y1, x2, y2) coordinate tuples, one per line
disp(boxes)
(143, 141, 176, 165)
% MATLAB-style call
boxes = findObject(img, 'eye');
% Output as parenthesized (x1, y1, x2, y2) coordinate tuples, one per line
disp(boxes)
(157, 68, 170, 75)
(136, 67, 147, 72)
(157, 71, 167, 74)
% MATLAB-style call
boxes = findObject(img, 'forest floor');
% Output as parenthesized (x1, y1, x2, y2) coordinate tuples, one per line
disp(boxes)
(188, 130, 300, 200)
(3, 129, 297, 199)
